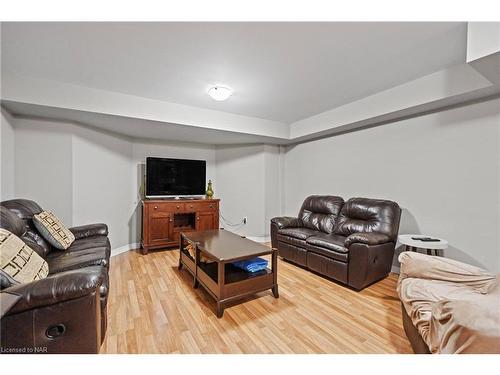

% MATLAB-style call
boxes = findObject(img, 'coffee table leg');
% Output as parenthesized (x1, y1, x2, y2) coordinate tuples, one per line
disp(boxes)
(193, 244, 199, 288)
(272, 285, 279, 298)
(272, 249, 279, 298)
(216, 302, 224, 318)
(178, 234, 183, 270)
(216, 261, 225, 318)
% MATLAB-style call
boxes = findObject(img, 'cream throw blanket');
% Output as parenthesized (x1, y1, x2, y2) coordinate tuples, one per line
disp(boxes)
(397, 252, 500, 353)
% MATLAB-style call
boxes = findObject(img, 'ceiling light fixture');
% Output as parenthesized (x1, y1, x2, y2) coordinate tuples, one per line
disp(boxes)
(207, 86, 232, 101)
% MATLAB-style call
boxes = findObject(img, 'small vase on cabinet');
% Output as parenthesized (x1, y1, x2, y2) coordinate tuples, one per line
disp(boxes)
(206, 180, 214, 199)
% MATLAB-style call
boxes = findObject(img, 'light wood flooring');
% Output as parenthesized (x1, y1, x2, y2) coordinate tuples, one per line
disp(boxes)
(101, 247, 412, 354)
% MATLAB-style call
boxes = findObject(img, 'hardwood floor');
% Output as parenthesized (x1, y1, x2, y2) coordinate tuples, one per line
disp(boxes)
(100, 247, 413, 354)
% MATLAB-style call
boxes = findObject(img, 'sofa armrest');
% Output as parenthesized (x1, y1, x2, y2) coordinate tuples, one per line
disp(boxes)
(270, 217, 301, 250)
(69, 223, 108, 239)
(348, 242, 396, 290)
(3, 266, 106, 315)
(270, 216, 302, 229)
(398, 252, 497, 293)
(344, 232, 391, 247)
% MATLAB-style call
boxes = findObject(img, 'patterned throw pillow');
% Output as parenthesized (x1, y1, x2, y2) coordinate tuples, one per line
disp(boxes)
(33, 211, 75, 250)
(0, 228, 49, 288)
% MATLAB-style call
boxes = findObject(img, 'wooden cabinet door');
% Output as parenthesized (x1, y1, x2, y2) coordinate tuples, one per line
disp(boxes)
(149, 213, 173, 245)
(197, 212, 217, 232)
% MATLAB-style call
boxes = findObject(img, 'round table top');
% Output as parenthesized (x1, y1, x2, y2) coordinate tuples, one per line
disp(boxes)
(398, 234, 448, 250)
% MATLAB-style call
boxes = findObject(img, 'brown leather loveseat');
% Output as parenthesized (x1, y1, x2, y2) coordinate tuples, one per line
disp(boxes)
(271, 195, 401, 290)
(0, 199, 110, 353)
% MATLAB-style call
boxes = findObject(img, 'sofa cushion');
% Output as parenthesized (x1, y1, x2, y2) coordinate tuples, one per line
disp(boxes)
(306, 244, 348, 262)
(334, 197, 401, 239)
(305, 233, 348, 262)
(299, 195, 344, 234)
(306, 233, 348, 253)
(1, 199, 44, 221)
(0, 207, 25, 238)
(277, 227, 317, 240)
(46, 240, 109, 274)
(277, 234, 308, 249)
(66, 235, 111, 258)
(0, 199, 52, 257)
(33, 210, 75, 250)
(0, 229, 49, 288)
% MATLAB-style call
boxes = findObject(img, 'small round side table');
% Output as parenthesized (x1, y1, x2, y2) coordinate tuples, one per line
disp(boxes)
(398, 234, 448, 256)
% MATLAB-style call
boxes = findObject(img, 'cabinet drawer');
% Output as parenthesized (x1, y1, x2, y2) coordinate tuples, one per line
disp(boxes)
(170, 202, 185, 211)
(151, 211, 171, 219)
(184, 202, 200, 211)
(149, 202, 185, 213)
(200, 201, 218, 211)
(185, 201, 218, 212)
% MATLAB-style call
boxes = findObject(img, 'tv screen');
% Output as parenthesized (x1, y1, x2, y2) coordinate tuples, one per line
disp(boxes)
(146, 157, 206, 197)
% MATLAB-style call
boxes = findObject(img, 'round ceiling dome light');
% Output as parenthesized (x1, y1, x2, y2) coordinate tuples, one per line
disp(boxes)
(207, 86, 232, 101)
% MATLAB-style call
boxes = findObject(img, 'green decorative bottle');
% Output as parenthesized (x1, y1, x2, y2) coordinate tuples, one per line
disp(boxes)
(205, 180, 214, 199)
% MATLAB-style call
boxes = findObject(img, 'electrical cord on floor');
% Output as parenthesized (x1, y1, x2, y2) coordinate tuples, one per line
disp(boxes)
(219, 213, 245, 227)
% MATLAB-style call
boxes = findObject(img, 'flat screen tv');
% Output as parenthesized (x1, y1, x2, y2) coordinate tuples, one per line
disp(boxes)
(146, 157, 206, 198)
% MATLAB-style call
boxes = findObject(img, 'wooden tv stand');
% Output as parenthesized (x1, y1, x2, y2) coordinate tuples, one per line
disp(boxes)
(141, 198, 220, 254)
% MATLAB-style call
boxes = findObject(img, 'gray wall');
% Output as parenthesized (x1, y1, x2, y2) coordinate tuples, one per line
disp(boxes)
(14, 118, 74, 224)
(1, 109, 15, 200)
(71, 126, 133, 249)
(13, 118, 132, 247)
(264, 145, 282, 233)
(215, 144, 281, 241)
(284, 98, 500, 272)
(10, 116, 217, 250)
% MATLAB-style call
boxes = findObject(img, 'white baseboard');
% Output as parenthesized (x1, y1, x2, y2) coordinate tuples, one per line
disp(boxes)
(111, 243, 140, 257)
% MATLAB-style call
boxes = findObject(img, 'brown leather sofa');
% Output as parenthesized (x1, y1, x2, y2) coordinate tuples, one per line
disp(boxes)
(0, 199, 110, 353)
(271, 195, 401, 290)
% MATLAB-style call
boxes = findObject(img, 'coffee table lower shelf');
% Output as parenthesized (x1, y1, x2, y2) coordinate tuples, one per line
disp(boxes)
(178, 247, 278, 318)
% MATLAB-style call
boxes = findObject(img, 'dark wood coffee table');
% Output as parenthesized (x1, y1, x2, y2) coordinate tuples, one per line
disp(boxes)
(178, 229, 278, 318)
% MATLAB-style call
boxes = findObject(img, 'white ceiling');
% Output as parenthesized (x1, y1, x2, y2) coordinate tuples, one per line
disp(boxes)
(1, 101, 288, 145)
(1, 22, 467, 123)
